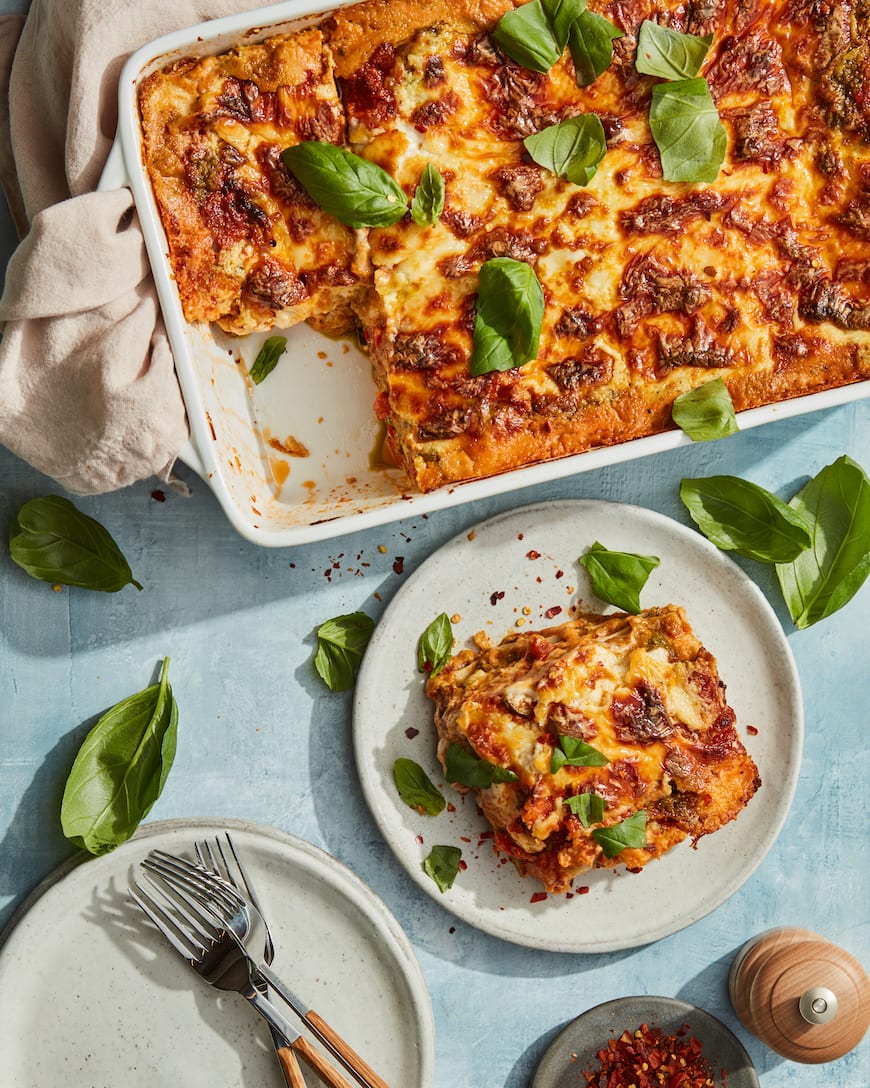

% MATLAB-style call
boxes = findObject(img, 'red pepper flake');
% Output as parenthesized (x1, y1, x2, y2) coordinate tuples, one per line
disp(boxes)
(490, 590, 505, 605)
(555, 569, 565, 579)
(530, 891, 548, 904)
(526, 549, 541, 560)
(746, 725, 758, 735)
(460, 836, 472, 843)
(518, 533, 525, 540)
(447, 802, 456, 812)
(415, 834, 424, 845)
(581, 1023, 716, 1087)
(393, 556, 405, 574)
(449, 926, 456, 933)
(578, 885, 590, 895)
(545, 605, 563, 619)
(405, 727, 419, 739)
(458, 859, 468, 871)
(150, 489, 166, 503)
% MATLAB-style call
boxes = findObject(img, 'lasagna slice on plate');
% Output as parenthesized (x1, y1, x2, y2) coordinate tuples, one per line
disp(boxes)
(426, 605, 761, 894)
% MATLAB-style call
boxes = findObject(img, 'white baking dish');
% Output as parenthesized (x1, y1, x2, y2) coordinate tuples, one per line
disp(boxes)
(104, 0, 870, 547)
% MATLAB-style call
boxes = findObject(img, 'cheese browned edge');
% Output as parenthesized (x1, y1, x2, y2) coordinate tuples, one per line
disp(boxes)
(138, 28, 367, 335)
(426, 605, 761, 894)
(331, 0, 870, 491)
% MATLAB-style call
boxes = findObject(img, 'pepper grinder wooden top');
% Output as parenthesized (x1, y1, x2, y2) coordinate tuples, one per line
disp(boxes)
(729, 927, 869, 1064)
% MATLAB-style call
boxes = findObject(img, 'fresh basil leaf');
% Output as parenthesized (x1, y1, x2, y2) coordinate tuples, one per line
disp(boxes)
(523, 113, 607, 186)
(394, 758, 446, 815)
(635, 21, 713, 80)
(564, 791, 605, 827)
(313, 611, 375, 691)
(422, 844, 462, 893)
(282, 141, 408, 228)
(550, 734, 610, 773)
(492, 0, 562, 73)
(578, 541, 660, 614)
(541, 0, 588, 51)
(776, 455, 870, 629)
(417, 612, 454, 676)
(680, 476, 812, 563)
(60, 658, 178, 855)
(410, 162, 445, 227)
(649, 77, 726, 183)
(470, 258, 544, 376)
(592, 810, 647, 857)
(445, 742, 518, 788)
(9, 495, 142, 592)
(249, 335, 287, 385)
(671, 378, 739, 441)
(568, 10, 622, 87)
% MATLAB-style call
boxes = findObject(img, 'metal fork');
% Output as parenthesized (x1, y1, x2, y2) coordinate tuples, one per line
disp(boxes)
(130, 874, 355, 1088)
(142, 848, 392, 1088)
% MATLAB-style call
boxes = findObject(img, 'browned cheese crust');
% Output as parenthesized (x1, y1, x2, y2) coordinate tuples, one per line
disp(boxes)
(140, 0, 870, 485)
(426, 606, 761, 893)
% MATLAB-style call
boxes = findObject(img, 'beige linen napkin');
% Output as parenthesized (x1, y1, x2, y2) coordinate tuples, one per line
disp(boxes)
(0, 0, 272, 493)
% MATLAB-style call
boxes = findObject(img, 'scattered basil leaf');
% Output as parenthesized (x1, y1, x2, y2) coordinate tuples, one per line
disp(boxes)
(680, 476, 813, 563)
(635, 21, 713, 80)
(422, 844, 462, 893)
(9, 495, 142, 592)
(776, 455, 870, 629)
(410, 162, 445, 227)
(578, 541, 660, 614)
(569, 10, 623, 87)
(282, 141, 408, 228)
(470, 258, 544, 376)
(523, 113, 607, 186)
(60, 658, 178, 855)
(671, 378, 739, 441)
(550, 734, 610, 773)
(592, 810, 648, 857)
(541, 0, 589, 51)
(649, 77, 726, 183)
(445, 742, 518, 787)
(394, 758, 446, 816)
(249, 336, 287, 385)
(418, 612, 454, 676)
(564, 792, 606, 826)
(492, 0, 562, 73)
(313, 612, 375, 691)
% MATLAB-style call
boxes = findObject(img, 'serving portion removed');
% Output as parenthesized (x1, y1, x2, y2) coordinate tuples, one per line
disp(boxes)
(116, 0, 870, 543)
(353, 500, 802, 951)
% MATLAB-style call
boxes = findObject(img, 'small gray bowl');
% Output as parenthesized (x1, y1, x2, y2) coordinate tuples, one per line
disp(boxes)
(532, 995, 760, 1088)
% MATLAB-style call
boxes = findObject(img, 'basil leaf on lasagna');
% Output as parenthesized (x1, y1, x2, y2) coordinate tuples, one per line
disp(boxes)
(313, 611, 375, 691)
(541, 0, 590, 51)
(445, 742, 518, 787)
(470, 258, 544, 376)
(249, 336, 287, 385)
(417, 612, 454, 676)
(523, 114, 607, 186)
(550, 735, 609, 772)
(671, 378, 739, 441)
(649, 78, 726, 183)
(592, 810, 648, 857)
(568, 11, 622, 87)
(492, 0, 563, 72)
(422, 844, 462, 893)
(564, 792, 605, 827)
(635, 21, 713, 80)
(394, 758, 446, 815)
(282, 141, 408, 228)
(680, 476, 812, 563)
(579, 541, 660, 614)
(410, 162, 445, 227)
(776, 455, 870, 629)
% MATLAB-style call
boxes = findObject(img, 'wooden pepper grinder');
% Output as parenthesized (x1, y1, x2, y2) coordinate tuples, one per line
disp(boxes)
(729, 927, 869, 1063)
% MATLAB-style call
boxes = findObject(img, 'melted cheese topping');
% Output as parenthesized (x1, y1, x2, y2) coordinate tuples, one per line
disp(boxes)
(426, 606, 761, 893)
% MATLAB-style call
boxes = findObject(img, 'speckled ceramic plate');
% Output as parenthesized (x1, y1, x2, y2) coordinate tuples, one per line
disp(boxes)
(353, 499, 803, 952)
(532, 996, 760, 1088)
(0, 818, 434, 1087)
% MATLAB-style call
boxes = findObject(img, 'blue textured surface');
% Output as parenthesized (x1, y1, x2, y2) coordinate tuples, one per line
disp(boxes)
(1, 8, 868, 1083)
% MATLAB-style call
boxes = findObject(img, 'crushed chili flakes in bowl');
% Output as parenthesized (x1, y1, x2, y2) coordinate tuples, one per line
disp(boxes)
(582, 1023, 717, 1087)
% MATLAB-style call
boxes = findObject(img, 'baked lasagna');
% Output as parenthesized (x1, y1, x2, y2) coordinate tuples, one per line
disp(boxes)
(425, 605, 761, 893)
(140, 0, 870, 487)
